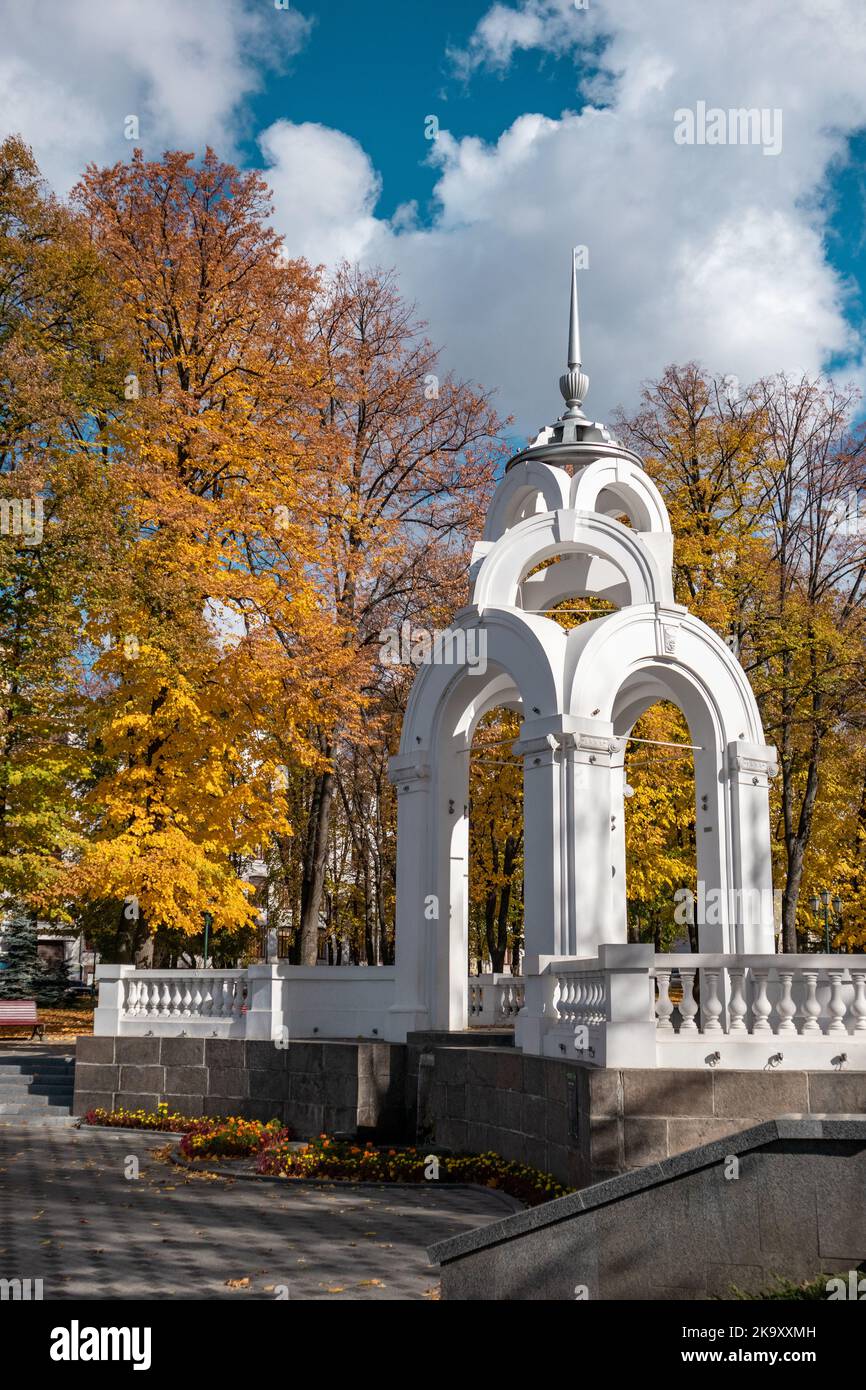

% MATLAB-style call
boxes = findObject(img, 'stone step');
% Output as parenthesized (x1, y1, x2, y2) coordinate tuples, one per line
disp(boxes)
(0, 1115, 78, 1128)
(0, 1085, 74, 1101)
(0, 1106, 73, 1117)
(0, 1059, 75, 1073)
(0, 1073, 74, 1084)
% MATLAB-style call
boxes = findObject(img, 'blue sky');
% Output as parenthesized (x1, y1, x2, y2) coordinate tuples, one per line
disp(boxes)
(1, 0, 865, 434)
(242, 0, 589, 220)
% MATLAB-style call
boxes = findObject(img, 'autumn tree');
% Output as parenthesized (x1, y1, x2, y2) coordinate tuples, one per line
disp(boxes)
(0, 135, 123, 917)
(290, 263, 506, 963)
(65, 149, 360, 950)
(619, 366, 866, 950)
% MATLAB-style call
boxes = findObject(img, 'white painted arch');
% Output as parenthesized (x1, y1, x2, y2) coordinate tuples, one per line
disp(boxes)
(483, 458, 571, 542)
(472, 509, 675, 612)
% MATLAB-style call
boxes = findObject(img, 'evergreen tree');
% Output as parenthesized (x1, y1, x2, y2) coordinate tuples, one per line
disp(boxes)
(34, 951, 71, 1005)
(0, 910, 38, 998)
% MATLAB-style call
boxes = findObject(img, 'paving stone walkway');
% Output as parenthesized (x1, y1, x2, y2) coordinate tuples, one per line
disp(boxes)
(0, 1124, 519, 1300)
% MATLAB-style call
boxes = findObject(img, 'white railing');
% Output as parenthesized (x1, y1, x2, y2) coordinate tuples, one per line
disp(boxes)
(468, 974, 525, 1026)
(536, 946, 866, 1069)
(94, 962, 396, 1041)
(122, 971, 247, 1024)
(653, 954, 866, 1039)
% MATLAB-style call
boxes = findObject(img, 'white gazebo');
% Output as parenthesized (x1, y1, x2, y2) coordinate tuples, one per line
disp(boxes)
(386, 251, 780, 1053)
(94, 255, 866, 1069)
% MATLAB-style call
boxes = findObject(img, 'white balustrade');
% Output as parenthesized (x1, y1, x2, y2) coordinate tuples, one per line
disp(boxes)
(652, 955, 866, 1041)
(106, 969, 248, 1036)
(468, 974, 525, 1026)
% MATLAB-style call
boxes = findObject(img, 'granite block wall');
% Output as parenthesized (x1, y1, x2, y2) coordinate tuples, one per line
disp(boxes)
(73, 1036, 407, 1139)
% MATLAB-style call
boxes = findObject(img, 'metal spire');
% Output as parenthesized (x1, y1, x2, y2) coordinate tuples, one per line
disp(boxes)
(558, 247, 589, 419)
(567, 245, 581, 368)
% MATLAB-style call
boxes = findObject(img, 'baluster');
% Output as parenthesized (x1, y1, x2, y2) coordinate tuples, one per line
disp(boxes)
(800, 970, 822, 1033)
(751, 969, 772, 1032)
(191, 979, 203, 1017)
(201, 977, 213, 1017)
(728, 967, 748, 1032)
(775, 970, 797, 1034)
(850, 970, 866, 1033)
(655, 969, 674, 1031)
(231, 977, 243, 1018)
(574, 977, 586, 1027)
(180, 980, 192, 1017)
(702, 968, 724, 1033)
(146, 982, 159, 1018)
(827, 970, 847, 1034)
(678, 969, 699, 1032)
(595, 976, 607, 1025)
(170, 982, 182, 1017)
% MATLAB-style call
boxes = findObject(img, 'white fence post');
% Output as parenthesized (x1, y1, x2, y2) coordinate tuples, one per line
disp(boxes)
(93, 964, 135, 1036)
(244, 964, 283, 1041)
(597, 943, 656, 1067)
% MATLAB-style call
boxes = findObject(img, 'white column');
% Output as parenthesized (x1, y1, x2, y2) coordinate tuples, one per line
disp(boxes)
(694, 744, 731, 952)
(385, 755, 432, 1040)
(570, 719, 622, 956)
(727, 741, 778, 953)
(514, 722, 569, 1052)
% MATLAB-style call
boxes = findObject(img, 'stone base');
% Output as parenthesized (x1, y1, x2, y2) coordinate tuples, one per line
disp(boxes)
(73, 1035, 866, 1190)
(73, 1036, 407, 1140)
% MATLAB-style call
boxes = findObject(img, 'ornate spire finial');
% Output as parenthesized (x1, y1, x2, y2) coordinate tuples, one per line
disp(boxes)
(559, 248, 589, 419)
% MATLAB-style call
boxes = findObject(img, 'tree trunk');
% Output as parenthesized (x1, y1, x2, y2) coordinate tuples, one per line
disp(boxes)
(298, 764, 334, 965)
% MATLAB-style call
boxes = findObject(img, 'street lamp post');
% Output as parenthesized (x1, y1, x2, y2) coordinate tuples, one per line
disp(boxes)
(810, 890, 842, 953)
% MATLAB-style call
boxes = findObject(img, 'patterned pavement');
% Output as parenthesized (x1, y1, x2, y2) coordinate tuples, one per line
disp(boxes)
(0, 1125, 518, 1300)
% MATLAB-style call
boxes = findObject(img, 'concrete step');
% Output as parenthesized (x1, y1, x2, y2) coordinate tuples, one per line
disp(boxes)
(0, 1087, 73, 1103)
(0, 1084, 74, 1095)
(0, 1115, 78, 1128)
(0, 1073, 73, 1084)
(0, 1101, 73, 1116)
(0, 1060, 75, 1074)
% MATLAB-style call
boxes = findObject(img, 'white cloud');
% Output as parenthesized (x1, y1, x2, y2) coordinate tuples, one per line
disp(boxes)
(3, 0, 864, 433)
(0, 0, 311, 193)
(360, 0, 866, 431)
(258, 122, 382, 266)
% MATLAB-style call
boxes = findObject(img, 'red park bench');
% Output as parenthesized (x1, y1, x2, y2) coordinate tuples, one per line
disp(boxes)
(0, 1000, 45, 1039)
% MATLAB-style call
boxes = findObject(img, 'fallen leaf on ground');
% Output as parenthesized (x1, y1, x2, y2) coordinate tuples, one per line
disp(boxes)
(225, 1277, 250, 1289)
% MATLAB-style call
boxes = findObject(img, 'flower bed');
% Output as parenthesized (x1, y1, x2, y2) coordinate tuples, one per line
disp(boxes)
(82, 1104, 203, 1133)
(82, 1106, 291, 1156)
(256, 1134, 571, 1206)
(180, 1116, 289, 1159)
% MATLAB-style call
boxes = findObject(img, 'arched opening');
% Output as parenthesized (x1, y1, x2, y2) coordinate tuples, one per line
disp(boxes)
(620, 699, 697, 951)
(468, 707, 524, 978)
(611, 661, 727, 952)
